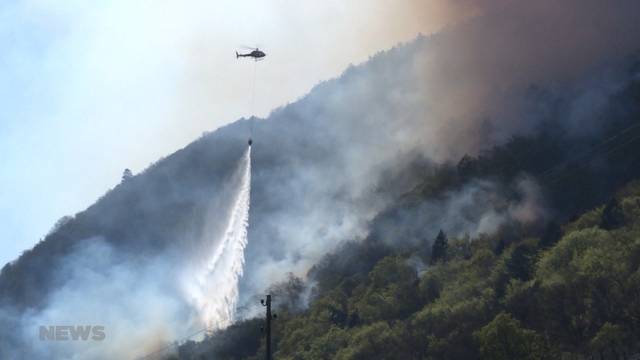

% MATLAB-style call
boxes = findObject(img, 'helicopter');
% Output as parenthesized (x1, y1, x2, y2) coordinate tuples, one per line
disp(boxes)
(236, 47, 266, 61)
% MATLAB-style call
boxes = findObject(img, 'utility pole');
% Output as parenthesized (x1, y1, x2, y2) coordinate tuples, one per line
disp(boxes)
(260, 294, 276, 360)
(266, 295, 272, 360)
(260, 295, 276, 360)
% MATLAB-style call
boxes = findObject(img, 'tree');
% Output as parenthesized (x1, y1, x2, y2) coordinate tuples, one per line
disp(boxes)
(351, 256, 420, 323)
(430, 230, 448, 265)
(473, 312, 547, 360)
(419, 272, 441, 304)
(506, 244, 535, 281)
(47, 216, 73, 236)
(334, 322, 413, 360)
(600, 198, 624, 230)
(268, 273, 306, 313)
(121, 168, 133, 182)
(590, 323, 625, 360)
(494, 238, 507, 255)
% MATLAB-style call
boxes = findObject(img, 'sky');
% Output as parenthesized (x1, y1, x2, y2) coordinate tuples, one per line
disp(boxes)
(0, 1, 476, 267)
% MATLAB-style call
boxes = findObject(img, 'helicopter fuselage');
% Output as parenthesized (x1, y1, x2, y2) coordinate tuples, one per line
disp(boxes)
(237, 50, 266, 59)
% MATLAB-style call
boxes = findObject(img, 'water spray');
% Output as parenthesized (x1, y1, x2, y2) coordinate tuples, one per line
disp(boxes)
(188, 147, 252, 330)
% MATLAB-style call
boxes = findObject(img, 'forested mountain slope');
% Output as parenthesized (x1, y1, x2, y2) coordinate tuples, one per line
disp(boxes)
(176, 134, 640, 359)
(2, 1, 640, 358)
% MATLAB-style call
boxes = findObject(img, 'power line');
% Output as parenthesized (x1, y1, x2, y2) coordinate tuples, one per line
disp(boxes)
(540, 121, 640, 185)
(540, 122, 640, 180)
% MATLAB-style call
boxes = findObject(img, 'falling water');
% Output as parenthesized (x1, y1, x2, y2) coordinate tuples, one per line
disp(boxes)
(189, 147, 252, 330)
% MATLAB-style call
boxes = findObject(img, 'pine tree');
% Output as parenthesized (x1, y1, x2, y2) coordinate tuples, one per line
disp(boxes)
(121, 168, 133, 183)
(430, 230, 448, 265)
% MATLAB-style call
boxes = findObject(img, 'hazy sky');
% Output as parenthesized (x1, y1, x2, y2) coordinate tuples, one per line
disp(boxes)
(0, 1, 475, 266)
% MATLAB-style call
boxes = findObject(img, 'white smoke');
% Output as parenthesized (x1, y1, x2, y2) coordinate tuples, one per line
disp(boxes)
(0, 149, 254, 360)
(184, 147, 252, 330)
(9, 238, 191, 360)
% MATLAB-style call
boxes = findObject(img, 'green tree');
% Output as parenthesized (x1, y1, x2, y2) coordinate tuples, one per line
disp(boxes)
(473, 312, 547, 360)
(506, 244, 535, 281)
(590, 322, 625, 360)
(335, 322, 413, 360)
(351, 256, 419, 323)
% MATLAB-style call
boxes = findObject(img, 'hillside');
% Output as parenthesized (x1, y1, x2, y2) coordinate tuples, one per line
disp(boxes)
(1, 1, 640, 358)
(174, 137, 640, 359)
(0, 39, 432, 312)
(172, 62, 640, 358)
(169, 58, 640, 358)
(0, 36, 456, 359)
(190, 180, 640, 359)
